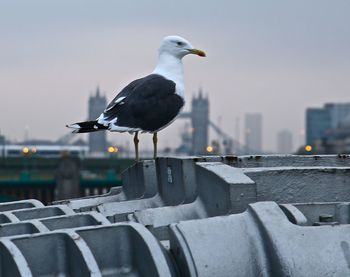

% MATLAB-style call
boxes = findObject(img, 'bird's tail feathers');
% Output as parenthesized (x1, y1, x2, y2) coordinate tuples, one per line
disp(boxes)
(66, 120, 108, 133)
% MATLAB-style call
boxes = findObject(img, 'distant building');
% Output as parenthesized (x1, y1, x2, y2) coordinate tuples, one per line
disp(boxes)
(325, 103, 350, 129)
(321, 127, 350, 154)
(0, 133, 5, 145)
(244, 113, 262, 153)
(277, 130, 293, 154)
(306, 108, 331, 146)
(306, 103, 350, 146)
(88, 87, 107, 154)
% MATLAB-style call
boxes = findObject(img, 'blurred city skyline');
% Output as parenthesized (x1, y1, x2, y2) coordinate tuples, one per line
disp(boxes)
(1, 0, 350, 152)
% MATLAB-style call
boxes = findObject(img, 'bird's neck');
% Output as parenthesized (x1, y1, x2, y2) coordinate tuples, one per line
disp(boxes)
(152, 53, 185, 98)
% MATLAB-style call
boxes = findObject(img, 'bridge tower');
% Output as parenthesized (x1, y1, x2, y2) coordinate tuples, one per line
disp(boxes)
(191, 89, 209, 154)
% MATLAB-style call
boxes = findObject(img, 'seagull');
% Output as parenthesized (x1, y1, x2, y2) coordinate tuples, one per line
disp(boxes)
(67, 35, 206, 161)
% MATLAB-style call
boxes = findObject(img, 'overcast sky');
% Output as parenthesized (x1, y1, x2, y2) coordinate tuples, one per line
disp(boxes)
(1, 0, 349, 152)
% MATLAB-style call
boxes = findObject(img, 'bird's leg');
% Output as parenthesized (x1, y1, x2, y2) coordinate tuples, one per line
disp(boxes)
(134, 131, 139, 162)
(153, 132, 158, 159)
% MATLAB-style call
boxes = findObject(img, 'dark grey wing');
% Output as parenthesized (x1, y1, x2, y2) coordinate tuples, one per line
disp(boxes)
(103, 77, 144, 113)
(104, 74, 184, 132)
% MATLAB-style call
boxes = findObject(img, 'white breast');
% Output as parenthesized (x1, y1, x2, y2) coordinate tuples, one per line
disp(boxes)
(152, 52, 185, 99)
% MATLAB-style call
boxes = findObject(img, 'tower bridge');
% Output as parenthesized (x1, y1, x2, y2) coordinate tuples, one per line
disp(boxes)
(179, 89, 259, 155)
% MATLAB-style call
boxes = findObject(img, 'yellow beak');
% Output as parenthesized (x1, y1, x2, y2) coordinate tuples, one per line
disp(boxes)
(189, 48, 206, 57)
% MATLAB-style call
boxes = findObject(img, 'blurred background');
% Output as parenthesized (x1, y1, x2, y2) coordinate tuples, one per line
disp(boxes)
(0, 0, 349, 202)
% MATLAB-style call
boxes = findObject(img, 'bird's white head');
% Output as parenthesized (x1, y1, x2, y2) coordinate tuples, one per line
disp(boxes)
(158, 35, 206, 59)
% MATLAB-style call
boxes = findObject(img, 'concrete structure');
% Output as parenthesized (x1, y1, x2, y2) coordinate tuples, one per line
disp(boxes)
(88, 87, 107, 154)
(244, 113, 262, 153)
(1, 155, 350, 276)
(277, 129, 293, 154)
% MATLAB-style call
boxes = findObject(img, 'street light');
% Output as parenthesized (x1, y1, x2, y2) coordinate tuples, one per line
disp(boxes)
(107, 146, 120, 154)
(22, 147, 30, 155)
(305, 145, 312, 152)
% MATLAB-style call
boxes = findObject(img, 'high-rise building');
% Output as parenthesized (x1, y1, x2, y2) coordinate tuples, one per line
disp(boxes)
(306, 108, 331, 146)
(306, 103, 350, 146)
(88, 87, 107, 154)
(277, 130, 293, 154)
(244, 113, 262, 153)
(324, 103, 350, 129)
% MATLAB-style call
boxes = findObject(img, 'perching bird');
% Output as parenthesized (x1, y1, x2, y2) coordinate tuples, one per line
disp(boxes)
(67, 36, 206, 161)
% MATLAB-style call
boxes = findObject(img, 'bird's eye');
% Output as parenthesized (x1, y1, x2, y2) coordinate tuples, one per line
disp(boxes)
(177, 41, 184, 46)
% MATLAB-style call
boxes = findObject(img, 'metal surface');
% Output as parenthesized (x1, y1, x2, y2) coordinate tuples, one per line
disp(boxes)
(0, 154, 350, 276)
(169, 201, 350, 277)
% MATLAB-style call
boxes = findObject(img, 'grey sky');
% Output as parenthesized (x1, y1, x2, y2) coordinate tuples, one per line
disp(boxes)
(1, 0, 349, 151)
